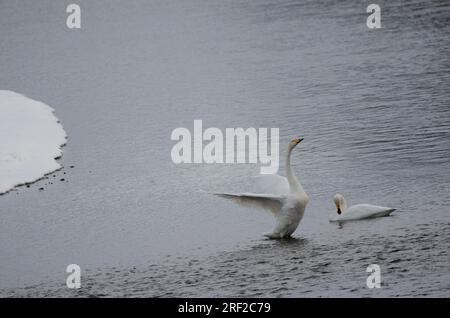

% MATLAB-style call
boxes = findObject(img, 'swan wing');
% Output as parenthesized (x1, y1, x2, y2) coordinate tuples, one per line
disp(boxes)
(213, 192, 284, 214)
(252, 174, 289, 195)
(347, 204, 395, 218)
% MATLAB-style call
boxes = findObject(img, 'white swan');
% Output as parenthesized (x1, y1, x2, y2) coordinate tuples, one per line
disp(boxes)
(330, 193, 395, 222)
(214, 138, 309, 239)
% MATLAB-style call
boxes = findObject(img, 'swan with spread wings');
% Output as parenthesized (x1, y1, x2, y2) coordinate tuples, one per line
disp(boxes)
(214, 138, 309, 239)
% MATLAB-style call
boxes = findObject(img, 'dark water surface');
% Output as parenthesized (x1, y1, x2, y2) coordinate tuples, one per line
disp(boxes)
(0, 0, 449, 296)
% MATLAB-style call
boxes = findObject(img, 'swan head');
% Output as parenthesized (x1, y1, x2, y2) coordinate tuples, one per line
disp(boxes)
(333, 193, 345, 215)
(289, 137, 304, 150)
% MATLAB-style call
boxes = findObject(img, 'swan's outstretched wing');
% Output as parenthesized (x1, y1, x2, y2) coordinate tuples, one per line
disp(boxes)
(213, 192, 284, 214)
(252, 174, 289, 195)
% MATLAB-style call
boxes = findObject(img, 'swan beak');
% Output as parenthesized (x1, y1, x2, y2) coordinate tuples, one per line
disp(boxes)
(293, 138, 304, 144)
(335, 202, 341, 214)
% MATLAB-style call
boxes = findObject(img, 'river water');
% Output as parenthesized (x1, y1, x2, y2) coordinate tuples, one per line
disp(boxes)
(0, 0, 449, 297)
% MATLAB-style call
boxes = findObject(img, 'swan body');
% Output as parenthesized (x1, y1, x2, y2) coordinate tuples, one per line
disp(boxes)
(214, 138, 309, 239)
(330, 193, 395, 222)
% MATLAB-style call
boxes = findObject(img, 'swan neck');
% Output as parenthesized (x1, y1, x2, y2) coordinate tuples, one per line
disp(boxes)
(286, 146, 304, 194)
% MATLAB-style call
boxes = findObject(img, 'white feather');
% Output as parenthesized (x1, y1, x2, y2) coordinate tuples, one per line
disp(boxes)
(214, 138, 309, 239)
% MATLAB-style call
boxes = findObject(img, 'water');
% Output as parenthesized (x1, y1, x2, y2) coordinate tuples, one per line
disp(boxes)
(0, 0, 449, 297)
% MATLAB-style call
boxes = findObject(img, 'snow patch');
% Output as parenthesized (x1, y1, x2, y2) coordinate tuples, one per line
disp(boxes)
(0, 90, 67, 194)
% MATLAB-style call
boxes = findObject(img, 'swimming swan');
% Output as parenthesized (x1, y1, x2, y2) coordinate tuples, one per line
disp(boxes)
(330, 193, 395, 222)
(214, 138, 309, 239)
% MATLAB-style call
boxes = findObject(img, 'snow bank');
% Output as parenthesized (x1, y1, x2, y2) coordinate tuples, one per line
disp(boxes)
(0, 90, 67, 194)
